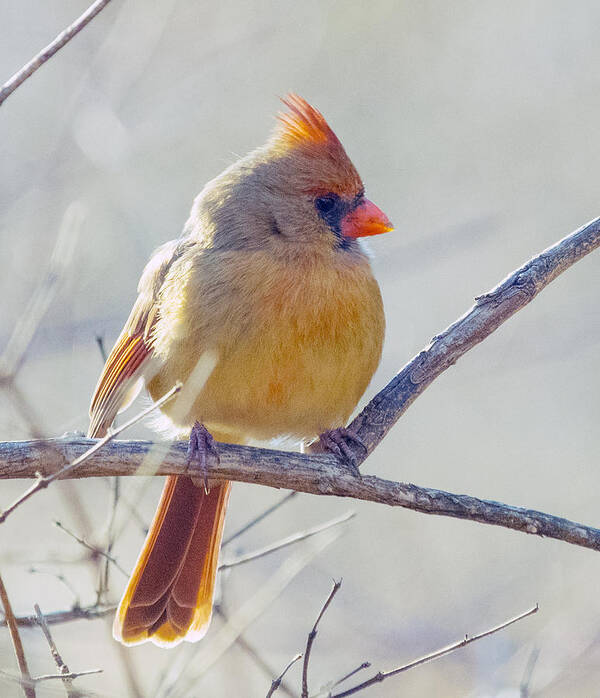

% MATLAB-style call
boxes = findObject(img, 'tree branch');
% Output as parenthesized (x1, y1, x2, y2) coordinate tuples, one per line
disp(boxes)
(0, 383, 181, 524)
(0, 217, 598, 552)
(0, 571, 35, 698)
(34, 603, 102, 697)
(347, 215, 600, 458)
(331, 605, 539, 697)
(266, 654, 302, 698)
(53, 520, 128, 577)
(0, 0, 113, 107)
(219, 511, 355, 570)
(2, 435, 600, 553)
(2, 604, 117, 629)
(301, 579, 342, 698)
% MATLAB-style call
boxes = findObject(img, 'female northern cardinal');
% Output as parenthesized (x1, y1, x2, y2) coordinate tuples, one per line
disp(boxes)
(88, 95, 392, 647)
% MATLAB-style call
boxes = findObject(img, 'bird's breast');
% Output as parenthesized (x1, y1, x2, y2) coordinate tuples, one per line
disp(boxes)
(150, 250, 384, 442)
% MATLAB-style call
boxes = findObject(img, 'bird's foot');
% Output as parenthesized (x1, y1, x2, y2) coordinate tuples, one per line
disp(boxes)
(318, 427, 367, 477)
(187, 422, 219, 493)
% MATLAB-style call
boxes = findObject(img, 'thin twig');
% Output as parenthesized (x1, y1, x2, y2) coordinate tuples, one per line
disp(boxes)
(53, 520, 128, 577)
(49, 509, 349, 621)
(331, 605, 539, 697)
(0, 382, 181, 524)
(330, 663, 371, 690)
(219, 512, 354, 570)
(0, 668, 102, 685)
(164, 531, 341, 698)
(223, 491, 298, 546)
(34, 670, 102, 682)
(6, 383, 97, 537)
(302, 580, 342, 698)
(27, 568, 81, 608)
(0, 0, 113, 107)
(1, 603, 116, 628)
(46, 383, 181, 487)
(98, 475, 121, 602)
(34, 603, 101, 697)
(1, 514, 350, 641)
(0, 571, 35, 698)
(267, 654, 302, 698)
(2, 513, 351, 634)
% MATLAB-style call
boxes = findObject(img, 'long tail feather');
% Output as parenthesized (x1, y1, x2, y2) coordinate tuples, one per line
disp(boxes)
(114, 476, 230, 647)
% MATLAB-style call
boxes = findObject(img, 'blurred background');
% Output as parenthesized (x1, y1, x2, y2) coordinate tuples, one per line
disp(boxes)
(1, 1, 600, 696)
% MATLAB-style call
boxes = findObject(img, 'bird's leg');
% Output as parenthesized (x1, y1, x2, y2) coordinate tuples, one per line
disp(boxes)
(318, 427, 368, 477)
(187, 422, 220, 494)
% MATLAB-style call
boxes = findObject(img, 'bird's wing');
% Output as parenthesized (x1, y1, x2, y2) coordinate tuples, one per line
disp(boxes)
(88, 240, 182, 438)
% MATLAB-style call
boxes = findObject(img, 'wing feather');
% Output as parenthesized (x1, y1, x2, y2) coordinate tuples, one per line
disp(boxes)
(88, 239, 183, 438)
(88, 332, 151, 437)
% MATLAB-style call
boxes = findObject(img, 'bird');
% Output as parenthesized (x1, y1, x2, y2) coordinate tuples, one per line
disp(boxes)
(88, 94, 392, 647)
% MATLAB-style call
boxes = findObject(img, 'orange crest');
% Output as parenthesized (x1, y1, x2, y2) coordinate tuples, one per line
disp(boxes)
(276, 94, 341, 149)
(272, 94, 363, 196)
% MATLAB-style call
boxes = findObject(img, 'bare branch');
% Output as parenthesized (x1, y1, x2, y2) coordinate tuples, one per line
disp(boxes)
(4, 435, 600, 554)
(33, 604, 69, 676)
(1, 604, 117, 629)
(0, 383, 181, 524)
(34, 603, 101, 697)
(2, 512, 350, 637)
(0, 668, 102, 686)
(27, 568, 81, 608)
(0, 0, 113, 107)
(165, 531, 342, 698)
(53, 520, 128, 577)
(302, 580, 342, 698)
(331, 605, 539, 697)
(347, 215, 600, 458)
(33, 670, 103, 682)
(219, 512, 354, 570)
(0, 571, 35, 698)
(329, 663, 372, 692)
(267, 654, 302, 698)
(223, 491, 298, 546)
(98, 475, 121, 602)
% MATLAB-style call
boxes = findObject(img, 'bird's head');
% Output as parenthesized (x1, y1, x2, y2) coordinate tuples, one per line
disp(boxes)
(188, 94, 393, 255)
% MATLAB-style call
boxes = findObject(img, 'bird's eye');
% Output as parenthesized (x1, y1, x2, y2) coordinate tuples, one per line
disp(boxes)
(314, 194, 339, 215)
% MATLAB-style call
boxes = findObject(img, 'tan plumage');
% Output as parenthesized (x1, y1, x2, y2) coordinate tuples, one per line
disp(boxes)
(88, 95, 392, 647)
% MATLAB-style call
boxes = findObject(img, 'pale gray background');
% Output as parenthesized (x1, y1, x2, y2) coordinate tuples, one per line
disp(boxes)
(1, 1, 599, 696)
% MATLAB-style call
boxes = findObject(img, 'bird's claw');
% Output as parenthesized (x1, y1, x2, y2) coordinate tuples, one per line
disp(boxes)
(187, 422, 219, 493)
(318, 427, 367, 477)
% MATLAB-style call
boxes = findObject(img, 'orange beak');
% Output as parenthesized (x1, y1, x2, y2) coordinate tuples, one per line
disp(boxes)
(340, 198, 393, 238)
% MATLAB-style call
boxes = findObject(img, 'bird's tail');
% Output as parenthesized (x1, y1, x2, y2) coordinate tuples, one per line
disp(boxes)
(113, 475, 230, 647)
